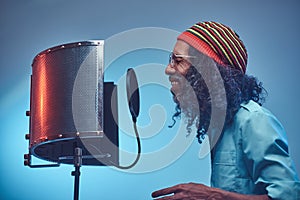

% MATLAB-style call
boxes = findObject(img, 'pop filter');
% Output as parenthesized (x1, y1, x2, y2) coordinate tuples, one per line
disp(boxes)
(110, 67, 141, 170)
(126, 68, 140, 122)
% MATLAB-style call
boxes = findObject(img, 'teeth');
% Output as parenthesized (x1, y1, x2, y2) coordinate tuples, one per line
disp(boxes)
(171, 81, 178, 85)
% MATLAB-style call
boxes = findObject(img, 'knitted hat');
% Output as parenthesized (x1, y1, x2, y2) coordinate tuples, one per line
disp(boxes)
(177, 21, 248, 73)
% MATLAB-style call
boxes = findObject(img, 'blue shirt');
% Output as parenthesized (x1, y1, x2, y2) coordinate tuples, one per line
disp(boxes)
(211, 100, 300, 199)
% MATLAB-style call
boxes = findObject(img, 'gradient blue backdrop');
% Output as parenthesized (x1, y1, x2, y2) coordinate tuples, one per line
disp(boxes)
(1, 0, 300, 199)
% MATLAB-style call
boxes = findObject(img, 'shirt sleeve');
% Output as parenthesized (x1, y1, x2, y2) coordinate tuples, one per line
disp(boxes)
(241, 109, 300, 200)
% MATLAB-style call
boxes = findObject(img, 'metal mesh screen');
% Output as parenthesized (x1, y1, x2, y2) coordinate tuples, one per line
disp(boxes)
(28, 41, 114, 165)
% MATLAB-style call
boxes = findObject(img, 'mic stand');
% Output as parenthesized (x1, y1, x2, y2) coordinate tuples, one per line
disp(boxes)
(71, 147, 82, 200)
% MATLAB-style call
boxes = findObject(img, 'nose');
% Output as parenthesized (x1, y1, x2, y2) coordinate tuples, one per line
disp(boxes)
(165, 63, 176, 75)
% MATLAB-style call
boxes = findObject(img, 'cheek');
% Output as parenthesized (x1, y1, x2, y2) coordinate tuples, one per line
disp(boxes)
(177, 64, 190, 76)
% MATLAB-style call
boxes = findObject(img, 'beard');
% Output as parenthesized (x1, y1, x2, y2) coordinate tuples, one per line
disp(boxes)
(170, 66, 210, 134)
(170, 64, 228, 145)
(170, 66, 227, 139)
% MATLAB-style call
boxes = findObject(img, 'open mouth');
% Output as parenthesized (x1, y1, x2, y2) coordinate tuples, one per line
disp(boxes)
(169, 75, 183, 94)
(171, 81, 179, 86)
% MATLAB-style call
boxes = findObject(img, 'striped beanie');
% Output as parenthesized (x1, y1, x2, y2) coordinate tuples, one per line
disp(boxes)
(178, 21, 248, 73)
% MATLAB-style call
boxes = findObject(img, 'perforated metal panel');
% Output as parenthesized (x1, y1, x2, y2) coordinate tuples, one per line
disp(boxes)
(29, 41, 118, 165)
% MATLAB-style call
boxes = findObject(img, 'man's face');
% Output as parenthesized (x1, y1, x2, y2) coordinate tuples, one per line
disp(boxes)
(165, 40, 192, 98)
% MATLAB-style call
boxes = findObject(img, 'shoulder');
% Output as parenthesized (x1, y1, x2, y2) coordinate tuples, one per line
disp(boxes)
(234, 100, 287, 143)
(239, 100, 271, 117)
(236, 100, 281, 126)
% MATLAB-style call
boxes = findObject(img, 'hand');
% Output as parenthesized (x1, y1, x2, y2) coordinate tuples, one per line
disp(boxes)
(151, 182, 222, 200)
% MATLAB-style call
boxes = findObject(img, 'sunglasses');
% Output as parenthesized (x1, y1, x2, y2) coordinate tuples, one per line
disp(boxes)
(168, 52, 195, 67)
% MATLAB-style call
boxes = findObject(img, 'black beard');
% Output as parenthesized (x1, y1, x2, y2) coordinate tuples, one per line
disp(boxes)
(171, 66, 212, 134)
(173, 66, 209, 112)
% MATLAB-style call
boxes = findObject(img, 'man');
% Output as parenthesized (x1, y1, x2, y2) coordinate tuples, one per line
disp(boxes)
(152, 21, 300, 199)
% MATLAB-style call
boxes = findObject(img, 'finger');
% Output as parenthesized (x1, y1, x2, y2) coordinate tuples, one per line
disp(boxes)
(152, 185, 179, 198)
(152, 189, 174, 198)
(152, 193, 188, 200)
(152, 195, 173, 200)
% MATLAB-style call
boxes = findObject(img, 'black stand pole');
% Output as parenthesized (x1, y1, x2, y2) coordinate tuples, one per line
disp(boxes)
(72, 147, 82, 200)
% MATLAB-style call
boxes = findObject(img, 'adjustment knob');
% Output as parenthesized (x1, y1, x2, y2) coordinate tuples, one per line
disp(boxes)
(24, 153, 31, 166)
(24, 160, 30, 166)
(24, 154, 30, 159)
(25, 111, 30, 116)
(25, 134, 30, 140)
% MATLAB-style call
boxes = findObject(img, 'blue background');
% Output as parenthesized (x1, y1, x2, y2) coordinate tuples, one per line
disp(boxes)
(1, 0, 300, 199)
